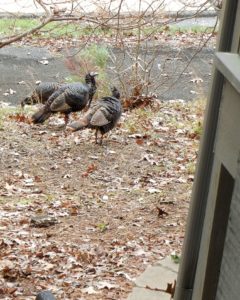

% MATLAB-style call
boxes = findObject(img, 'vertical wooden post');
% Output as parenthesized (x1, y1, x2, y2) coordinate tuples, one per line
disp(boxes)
(174, 1, 238, 299)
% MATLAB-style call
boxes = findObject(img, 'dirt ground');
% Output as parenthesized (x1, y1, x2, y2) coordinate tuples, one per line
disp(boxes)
(0, 98, 203, 299)
(0, 27, 214, 299)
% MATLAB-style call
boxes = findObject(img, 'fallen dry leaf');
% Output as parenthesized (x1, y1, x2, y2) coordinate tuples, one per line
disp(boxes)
(82, 163, 97, 177)
(156, 207, 169, 218)
(0, 96, 203, 299)
(8, 113, 32, 124)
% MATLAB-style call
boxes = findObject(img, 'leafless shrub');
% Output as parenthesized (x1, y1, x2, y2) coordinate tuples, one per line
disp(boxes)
(0, 0, 218, 107)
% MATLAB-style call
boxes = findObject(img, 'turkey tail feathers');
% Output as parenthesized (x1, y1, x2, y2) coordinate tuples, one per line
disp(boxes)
(67, 119, 88, 131)
(90, 110, 109, 126)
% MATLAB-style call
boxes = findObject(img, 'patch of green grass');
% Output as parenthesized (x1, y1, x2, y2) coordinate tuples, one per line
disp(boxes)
(186, 98, 206, 115)
(41, 22, 103, 38)
(163, 24, 216, 35)
(45, 194, 56, 202)
(0, 196, 33, 205)
(80, 44, 109, 69)
(0, 18, 113, 39)
(122, 107, 154, 133)
(186, 162, 196, 175)
(171, 253, 181, 264)
(0, 197, 8, 204)
(65, 44, 110, 97)
(192, 121, 203, 137)
(0, 18, 38, 36)
(124, 119, 138, 134)
(97, 222, 108, 232)
(0, 106, 21, 129)
(135, 107, 154, 118)
(0, 106, 31, 117)
(40, 22, 78, 38)
(0, 17, 216, 41)
(17, 198, 33, 205)
(128, 23, 216, 38)
(64, 75, 80, 83)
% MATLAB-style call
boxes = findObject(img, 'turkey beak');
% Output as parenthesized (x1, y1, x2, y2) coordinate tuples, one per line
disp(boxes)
(110, 86, 115, 92)
(90, 72, 98, 77)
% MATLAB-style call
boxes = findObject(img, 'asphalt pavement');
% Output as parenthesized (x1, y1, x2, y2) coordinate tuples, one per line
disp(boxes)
(0, 0, 217, 15)
(0, 46, 69, 106)
(0, 42, 214, 106)
(0, 0, 217, 106)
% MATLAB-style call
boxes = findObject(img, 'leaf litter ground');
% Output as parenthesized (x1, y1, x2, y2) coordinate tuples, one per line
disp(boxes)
(0, 99, 204, 299)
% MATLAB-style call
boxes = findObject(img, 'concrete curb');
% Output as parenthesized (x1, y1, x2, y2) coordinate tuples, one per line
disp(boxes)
(0, 10, 218, 19)
(127, 256, 179, 300)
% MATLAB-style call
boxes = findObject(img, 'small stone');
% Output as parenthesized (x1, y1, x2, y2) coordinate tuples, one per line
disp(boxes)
(30, 215, 58, 228)
(102, 195, 109, 201)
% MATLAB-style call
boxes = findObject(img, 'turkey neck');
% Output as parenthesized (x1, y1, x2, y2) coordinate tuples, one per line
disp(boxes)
(85, 76, 97, 107)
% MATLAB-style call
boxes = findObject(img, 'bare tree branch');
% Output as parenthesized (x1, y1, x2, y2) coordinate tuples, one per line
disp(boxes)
(0, 0, 217, 101)
(35, 0, 51, 17)
(0, 16, 54, 48)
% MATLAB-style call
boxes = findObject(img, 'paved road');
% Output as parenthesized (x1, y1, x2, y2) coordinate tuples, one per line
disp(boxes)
(0, 0, 216, 14)
(0, 1, 216, 106)
(0, 44, 214, 106)
(0, 46, 69, 106)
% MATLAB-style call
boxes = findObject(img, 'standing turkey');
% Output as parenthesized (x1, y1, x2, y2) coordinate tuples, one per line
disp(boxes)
(67, 86, 122, 145)
(31, 72, 98, 125)
(21, 82, 60, 107)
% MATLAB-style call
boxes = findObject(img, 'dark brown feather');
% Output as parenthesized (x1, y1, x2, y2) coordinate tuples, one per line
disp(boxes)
(68, 86, 122, 144)
(31, 73, 97, 124)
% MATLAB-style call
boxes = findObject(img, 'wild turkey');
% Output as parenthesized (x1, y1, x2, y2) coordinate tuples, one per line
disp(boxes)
(67, 86, 122, 145)
(36, 290, 56, 300)
(21, 82, 60, 107)
(31, 72, 98, 125)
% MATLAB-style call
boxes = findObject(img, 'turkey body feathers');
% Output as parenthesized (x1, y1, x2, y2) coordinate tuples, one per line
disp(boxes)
(21, 82, 60, 107)
(50, 83, 90, 112)
(31, 83, 89, 124)
(68, 87, 122, 144)
(31, 73, 97, 124)
(90, 96, 122, 132)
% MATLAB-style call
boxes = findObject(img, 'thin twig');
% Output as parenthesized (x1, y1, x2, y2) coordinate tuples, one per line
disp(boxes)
(0, 16, 53, 48)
